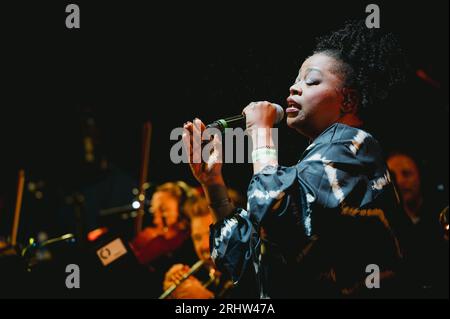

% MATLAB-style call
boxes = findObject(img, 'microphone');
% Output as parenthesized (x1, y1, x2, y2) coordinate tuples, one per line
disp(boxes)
(206, 103, 285, 132)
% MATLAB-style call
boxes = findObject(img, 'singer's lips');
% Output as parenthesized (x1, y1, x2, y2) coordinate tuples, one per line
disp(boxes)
(286, 106, 300, 112)
(286, 97, 302, 113)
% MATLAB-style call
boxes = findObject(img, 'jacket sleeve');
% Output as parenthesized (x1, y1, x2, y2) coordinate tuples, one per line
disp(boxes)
(210, 165, 298, 284)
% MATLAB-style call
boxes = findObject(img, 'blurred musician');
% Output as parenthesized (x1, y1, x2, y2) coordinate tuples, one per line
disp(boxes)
(162, 194, 235, 299)
(387, 152, 449, 297)
(130, 182, 198, 297)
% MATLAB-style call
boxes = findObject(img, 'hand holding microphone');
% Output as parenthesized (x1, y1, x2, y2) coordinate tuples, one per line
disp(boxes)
(182, 101, 283, 184)
(206, 101, 284, 132)
(241, 101, 284, 133)
(240, 102, 282, 174)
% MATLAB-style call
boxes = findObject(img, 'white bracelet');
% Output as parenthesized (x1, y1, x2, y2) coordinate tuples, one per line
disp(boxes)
(252, 148, 278, 163)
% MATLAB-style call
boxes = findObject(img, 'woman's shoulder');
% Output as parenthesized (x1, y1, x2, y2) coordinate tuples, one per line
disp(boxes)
(301, 123, 384, 166)
(315, 123, 377, 146)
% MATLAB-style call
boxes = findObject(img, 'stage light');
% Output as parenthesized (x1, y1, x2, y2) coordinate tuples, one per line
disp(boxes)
(132, 201, 141, 209)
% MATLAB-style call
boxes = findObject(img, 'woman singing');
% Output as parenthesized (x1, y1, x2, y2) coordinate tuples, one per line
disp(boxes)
(183, 20, 407, 298)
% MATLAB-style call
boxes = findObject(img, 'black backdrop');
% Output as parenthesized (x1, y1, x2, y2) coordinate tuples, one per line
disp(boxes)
(0, 1, 448, 238)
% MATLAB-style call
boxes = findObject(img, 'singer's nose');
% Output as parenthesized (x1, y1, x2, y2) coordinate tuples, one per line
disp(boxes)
(289, 83, 302, 96)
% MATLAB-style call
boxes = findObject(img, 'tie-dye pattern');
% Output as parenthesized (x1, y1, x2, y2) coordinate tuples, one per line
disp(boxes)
(210, 123, 403, 297)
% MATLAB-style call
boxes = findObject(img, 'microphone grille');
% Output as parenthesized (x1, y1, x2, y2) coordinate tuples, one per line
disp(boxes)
(272, 103, 285, 124)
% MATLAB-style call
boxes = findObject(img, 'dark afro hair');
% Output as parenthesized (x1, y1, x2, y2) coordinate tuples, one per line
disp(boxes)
(314, 20, 408, 114)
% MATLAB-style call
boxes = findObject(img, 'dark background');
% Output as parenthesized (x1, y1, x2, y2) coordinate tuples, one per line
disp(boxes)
(0, 1, 448, 240)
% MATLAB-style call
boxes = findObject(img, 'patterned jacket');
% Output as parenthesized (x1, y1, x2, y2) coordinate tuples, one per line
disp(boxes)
(210, 123, 403, 298)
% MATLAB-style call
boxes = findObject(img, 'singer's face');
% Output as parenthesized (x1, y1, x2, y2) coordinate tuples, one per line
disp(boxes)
(150, 191, 180, 228)
(287, 53, 346, 139)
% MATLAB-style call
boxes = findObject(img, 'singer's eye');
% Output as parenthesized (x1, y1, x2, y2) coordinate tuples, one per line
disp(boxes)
(305, 79, 319, 85)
